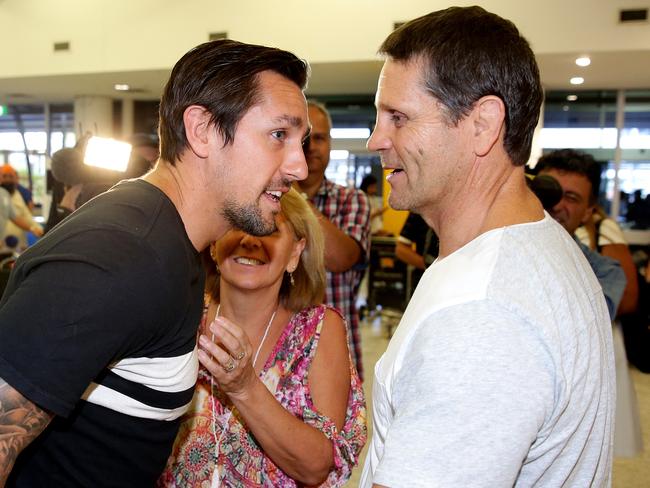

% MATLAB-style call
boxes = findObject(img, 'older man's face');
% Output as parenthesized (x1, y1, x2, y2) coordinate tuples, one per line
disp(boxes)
(539, 168, 594, 234)
(367, 57, 473, 216)
(305, 105, 331, 181)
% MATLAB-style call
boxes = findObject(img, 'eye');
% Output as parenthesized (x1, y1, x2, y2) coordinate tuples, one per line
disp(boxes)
(389, 111, 406, 127)
(271, 130, 287, 141)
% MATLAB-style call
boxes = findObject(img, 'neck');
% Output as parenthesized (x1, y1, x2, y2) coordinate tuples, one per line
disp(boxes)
(297, 173, 324, 198)
(424, 160, 543, 259)
(143, 158, 228, 251)
(217, 281, 282, 334)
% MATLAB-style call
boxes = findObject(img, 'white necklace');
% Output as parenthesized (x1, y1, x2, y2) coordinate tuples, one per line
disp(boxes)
(209, 303, 278, 488)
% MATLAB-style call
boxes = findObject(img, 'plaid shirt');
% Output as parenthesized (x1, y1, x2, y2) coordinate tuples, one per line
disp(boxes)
(310, 179, 370, 378)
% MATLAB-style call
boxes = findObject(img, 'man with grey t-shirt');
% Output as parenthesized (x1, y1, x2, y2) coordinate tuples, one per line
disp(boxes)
(361, 7, 614, 487)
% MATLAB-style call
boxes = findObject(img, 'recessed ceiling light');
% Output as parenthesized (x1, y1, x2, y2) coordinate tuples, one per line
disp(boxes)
(575, 56, 591, 67)
(567, 95, 578, 101)
(114, 84, 130, 91)
(570, 77, 584, 85)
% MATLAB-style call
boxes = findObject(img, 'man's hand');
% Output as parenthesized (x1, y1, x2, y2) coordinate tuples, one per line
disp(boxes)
(0, 377, 53, 486)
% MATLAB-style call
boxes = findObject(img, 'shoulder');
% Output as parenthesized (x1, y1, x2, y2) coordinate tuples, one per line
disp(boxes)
(598, 218, 627, 245)
(294, 305, 349, 359)
(320, 306, 348, 342)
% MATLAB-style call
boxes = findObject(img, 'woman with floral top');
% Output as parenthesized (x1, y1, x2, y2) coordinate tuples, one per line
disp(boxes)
(158, 188, 367, 487)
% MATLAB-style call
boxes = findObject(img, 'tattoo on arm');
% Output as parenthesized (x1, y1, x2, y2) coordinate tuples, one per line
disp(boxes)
(0, 377, 53, 486)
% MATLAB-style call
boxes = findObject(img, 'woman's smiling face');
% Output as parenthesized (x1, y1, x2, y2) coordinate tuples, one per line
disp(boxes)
(211, 213, 305, 291)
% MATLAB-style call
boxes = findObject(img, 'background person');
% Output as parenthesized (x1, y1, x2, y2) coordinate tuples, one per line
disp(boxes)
(359, 174, 388, 235)
(159, 188, 366, 487)
(297, 101, 370, 378)
(0, 39, 309, 487)
(395, 212, 439, 290)
(0, 166, 42, 243)
(1, 165, 42, 249)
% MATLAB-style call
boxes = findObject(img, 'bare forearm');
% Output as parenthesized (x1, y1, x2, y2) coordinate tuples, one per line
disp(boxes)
(0, 378, 53, 486)
(395, 243, 425, 270)
(319, 216, 362, 273)
(230, 380, 333, 485)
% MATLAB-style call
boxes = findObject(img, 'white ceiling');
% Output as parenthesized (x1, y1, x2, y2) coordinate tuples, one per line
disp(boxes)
(1, 50, 650, 105)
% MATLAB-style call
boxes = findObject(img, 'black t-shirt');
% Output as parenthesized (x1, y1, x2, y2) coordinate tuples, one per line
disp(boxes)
(399, 212, 439, 286)
(0, 179, 204, 487)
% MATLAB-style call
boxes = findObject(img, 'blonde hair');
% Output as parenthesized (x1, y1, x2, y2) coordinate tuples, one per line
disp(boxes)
(278, 187, 326, 310)
(204, 188, 326, 311)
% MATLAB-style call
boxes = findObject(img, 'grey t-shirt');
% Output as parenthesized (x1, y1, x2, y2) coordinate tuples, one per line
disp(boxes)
(361, 214, 615, 487)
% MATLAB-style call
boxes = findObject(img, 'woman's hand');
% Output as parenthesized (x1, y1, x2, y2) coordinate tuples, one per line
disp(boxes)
(197, 316, 257, 400)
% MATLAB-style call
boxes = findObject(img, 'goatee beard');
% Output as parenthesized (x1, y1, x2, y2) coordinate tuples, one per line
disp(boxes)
(222, 201, 277, 237)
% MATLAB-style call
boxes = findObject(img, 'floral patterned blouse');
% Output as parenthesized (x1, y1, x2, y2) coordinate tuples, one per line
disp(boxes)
(158, 304, 367, 487)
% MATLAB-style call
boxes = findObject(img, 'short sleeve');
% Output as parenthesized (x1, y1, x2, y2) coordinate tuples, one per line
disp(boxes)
(340, 189, 371, 259)
(373, 302, 554, 487)
(0, 230, 172, 417)
(399, 213, 429, 255)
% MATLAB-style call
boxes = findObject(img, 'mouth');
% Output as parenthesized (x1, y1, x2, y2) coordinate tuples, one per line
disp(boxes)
(233, 256, 266, 266)
(385, 168, 405, 182)
(264, 190, 283, 202)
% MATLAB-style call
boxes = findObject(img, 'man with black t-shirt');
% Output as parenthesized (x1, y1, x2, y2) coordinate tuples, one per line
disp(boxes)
(0, 39, 309, 487)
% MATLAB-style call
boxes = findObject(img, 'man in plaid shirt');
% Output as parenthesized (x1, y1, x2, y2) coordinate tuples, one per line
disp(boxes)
(298, 101, 371, 378)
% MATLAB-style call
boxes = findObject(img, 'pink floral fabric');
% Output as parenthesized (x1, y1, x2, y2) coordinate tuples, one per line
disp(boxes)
(158, 304, 367, 487)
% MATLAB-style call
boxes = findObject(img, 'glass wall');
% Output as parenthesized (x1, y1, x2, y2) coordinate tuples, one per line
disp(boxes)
(0, 103, 76, 218)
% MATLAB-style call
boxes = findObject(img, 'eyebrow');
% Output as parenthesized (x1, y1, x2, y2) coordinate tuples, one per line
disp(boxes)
(273, 114, 304, 127)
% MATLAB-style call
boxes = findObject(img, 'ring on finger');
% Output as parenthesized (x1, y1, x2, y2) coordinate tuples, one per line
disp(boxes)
(223, 359, 236, 373)
(233, 351, 245, 361)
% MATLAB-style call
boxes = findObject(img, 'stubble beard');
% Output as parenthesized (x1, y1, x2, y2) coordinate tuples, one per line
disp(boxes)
(222, 198, 277, 237)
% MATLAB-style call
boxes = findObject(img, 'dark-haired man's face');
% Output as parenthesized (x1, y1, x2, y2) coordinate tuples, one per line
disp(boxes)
(539, 168, 594, 234)
(216, 70, 309, 236)
(367, 57, 473, 216)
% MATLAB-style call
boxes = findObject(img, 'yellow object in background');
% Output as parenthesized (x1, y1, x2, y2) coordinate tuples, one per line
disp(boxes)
(381, 169, 408, 236)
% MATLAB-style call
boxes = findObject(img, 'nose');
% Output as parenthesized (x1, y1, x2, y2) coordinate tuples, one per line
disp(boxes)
(367, 121, 390, 153)
(282, 143, 308, 182)
(240, 233, 262, 249)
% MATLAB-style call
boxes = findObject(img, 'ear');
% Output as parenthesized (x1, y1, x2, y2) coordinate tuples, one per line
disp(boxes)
(286, 237, 306, 273)
(183, 105, 213, 159)
(470, 95, 506, 157)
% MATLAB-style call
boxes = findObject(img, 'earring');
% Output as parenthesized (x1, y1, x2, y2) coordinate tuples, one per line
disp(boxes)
(209, 244, 220, 274)
(289, 271, 295, 286)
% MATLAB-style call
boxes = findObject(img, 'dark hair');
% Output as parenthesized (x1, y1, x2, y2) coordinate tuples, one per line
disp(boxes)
(360, 174, 378, 193)
(535, 149, 601, 204)
(379, 6, 543, 166)
(159, 39, 309, 164)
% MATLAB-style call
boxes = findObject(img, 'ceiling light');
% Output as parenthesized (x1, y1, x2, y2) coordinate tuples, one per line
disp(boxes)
(114, 84, 130, 91)
(575, 56, 591, 67)
(570, 77, 584, 85)
(566, 95, 578, 101)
